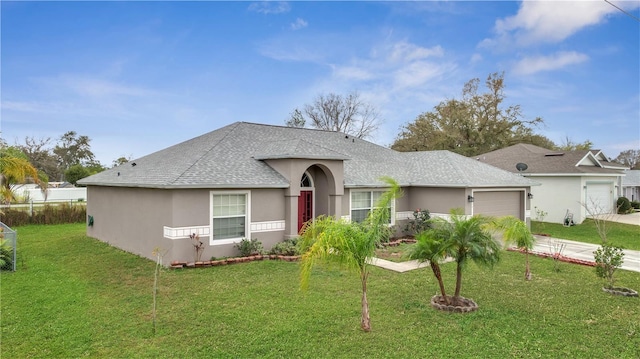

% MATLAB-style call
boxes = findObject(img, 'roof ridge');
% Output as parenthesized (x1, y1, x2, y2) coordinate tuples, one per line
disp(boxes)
(239, 121, 357, 136)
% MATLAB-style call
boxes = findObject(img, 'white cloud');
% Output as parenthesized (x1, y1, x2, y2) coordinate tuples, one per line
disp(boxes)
(387, 42, 443, 63)
(290, 18, 308, 30)
(248, 2, 290, 15)
(513, 51, 589, 75)
(484, 0, 640, 47)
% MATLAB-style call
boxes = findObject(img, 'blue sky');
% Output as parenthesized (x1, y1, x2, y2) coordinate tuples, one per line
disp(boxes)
(2, 1, 639, 166)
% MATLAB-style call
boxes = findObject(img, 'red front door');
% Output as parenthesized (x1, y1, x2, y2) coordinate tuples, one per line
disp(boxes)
(298, 191, 313, 233)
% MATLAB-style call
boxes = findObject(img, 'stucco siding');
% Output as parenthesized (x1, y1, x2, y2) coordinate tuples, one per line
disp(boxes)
(86, 186, 174, 263)
(405, 187, 467, 215)
(529, 176, 582, 224)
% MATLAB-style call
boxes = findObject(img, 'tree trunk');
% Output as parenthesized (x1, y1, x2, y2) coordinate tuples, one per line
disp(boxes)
(454, 261, 463, 305)
(524, 251, 532, 281)
(430, 261, 450, 305)
(360, 270, 371, 332)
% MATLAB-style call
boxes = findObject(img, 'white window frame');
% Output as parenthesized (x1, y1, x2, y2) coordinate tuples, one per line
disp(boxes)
(349, 189, 395, 225)
(210, 190, 251, 245)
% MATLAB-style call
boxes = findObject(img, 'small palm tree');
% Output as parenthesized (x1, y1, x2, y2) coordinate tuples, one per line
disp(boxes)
(408, 232, 452, 304)
(430, 210, 500, 306)
(299, 177, 401, 332)
(0, 154, 46, 204)
(491, 216, 535, 280)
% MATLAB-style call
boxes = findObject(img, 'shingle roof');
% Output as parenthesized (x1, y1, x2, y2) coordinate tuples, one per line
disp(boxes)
(623, 170, 640, 186)
(476, 143, 625, 176)
(79, 122, 537, 189)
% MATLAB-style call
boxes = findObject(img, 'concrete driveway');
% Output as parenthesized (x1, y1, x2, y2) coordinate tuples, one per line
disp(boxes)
(533, 236, 640, 273)
(592, 211, 640, 226)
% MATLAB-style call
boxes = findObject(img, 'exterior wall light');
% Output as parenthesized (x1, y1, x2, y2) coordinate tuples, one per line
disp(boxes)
(467, 195, 474, 203)
(527, 193, 534, 199)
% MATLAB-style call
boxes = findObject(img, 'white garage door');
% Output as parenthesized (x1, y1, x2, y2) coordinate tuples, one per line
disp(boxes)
(585, 183, 613, 215)
(473, 191, 523, 219)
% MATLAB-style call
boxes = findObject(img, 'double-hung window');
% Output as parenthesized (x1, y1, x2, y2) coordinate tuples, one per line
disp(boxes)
(211, 191, 249, 244)
(350, 190, 393, 224)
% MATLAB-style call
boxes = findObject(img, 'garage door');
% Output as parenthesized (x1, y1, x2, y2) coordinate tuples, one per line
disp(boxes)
(473, 191, 523, 219)
(585, 183, 613, 215)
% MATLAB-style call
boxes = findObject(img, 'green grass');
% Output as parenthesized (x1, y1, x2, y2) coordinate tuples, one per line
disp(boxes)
(2, 224, 639, 358)
(532, 219, 640, 250)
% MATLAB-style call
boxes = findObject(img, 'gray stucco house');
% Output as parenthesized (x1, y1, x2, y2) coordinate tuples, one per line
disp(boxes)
(476, 144, 627, 224)
(79, 122, 537, 265)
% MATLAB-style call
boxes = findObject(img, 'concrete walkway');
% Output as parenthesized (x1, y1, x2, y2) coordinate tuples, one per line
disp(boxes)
(370, 236, 640, 273)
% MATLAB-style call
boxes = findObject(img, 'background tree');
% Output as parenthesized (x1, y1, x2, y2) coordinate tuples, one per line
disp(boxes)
(64, 164, 91, 186)
(53, 131, 97, 177)
(555, 136, 593, 151)
(288, 91, 380, 139)
(112, 156, 132, 167)
(17, 136, 62, 183)
(299, 177, 401, 332)
(614, 149, 640, 169)
(285, 108, 306, 128)
(392, 72, 545, 156)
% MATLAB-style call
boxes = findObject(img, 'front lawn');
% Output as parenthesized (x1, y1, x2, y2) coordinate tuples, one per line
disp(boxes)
(2, 224, 639, 358)
(532, 219, 640, 250)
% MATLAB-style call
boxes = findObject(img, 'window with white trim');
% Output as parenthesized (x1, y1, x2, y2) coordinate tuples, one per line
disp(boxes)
(350, 190, 393, 224)
(211, 191, 249, 243)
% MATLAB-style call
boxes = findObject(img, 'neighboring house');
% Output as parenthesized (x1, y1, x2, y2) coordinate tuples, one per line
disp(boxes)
(78, 122, 537, 265)
(476, 144, 627, 225)
(622, 170, 640, 202)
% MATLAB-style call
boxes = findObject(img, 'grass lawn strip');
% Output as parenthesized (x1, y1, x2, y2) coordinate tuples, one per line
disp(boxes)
(1, 224, 639, 358)
(532, 219, 640, 251)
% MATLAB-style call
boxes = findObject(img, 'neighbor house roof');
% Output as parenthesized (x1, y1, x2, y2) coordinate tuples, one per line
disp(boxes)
(79, 122, 537, 189)
(475, 143, 626, 176)
(622, 170, 640, 186)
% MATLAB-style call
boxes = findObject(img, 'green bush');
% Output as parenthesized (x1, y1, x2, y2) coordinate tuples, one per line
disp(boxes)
(0, 239, 13, 271)
(402, 208, 432, 237)
(270, 238, 300, 256)
(630, 200, 640, 210)
(616, 197, 631, 214)
(234, 238, 264, 257)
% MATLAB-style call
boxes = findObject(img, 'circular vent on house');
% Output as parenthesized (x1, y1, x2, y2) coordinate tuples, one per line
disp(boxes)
(515, 163, 528, 172)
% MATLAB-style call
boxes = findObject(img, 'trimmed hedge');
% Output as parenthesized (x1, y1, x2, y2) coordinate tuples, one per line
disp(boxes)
(0, 204, 86, 227)
(617, 196, 632, 214)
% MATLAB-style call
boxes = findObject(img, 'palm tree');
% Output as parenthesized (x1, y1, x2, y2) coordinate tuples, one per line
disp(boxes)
(299, 177, 401, 332)
(429, 210, 501, 305)
(491, 216, 535, 280)
(407, 232, 452, 305)
(0, 154, 45, 204)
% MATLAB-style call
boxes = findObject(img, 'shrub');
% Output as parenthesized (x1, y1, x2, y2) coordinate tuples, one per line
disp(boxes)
(270, 238, 300, 256)
(402, 209, 432, 237)
(616, 197, 631, 214)
(234, 238, 264, 257)
(593, 243, 625, 289)
(0, 204, 86, 226)
(630, 200, 640, 210)
(0, 239, 13, 271)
